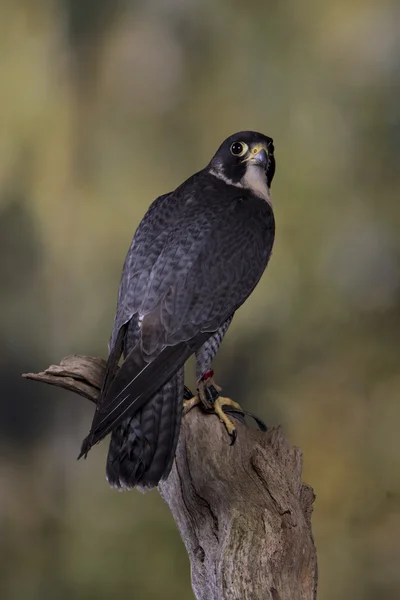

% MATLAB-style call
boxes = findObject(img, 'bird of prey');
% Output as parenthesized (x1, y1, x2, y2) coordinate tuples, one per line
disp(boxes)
(79, 131, 276, 490)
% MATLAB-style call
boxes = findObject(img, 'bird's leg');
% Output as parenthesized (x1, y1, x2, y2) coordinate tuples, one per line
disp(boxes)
(182, 374, 220, 415)
(183, 375, 266, 440)
(183, 369, 267, 440)
(197, 370, 243, 444)
(197, 370, 222, 410)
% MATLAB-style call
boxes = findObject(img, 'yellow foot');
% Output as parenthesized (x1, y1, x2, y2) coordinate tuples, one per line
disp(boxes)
(185, 379, 244, 444)
(183, 395, 201, 415)
(213, 396, 243, 445)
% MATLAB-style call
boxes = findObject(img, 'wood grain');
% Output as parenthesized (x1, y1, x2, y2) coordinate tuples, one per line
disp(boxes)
(23, 355, 318, 600)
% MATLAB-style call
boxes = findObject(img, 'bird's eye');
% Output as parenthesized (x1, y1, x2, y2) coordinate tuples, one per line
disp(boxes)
(230, 142, 247, 157)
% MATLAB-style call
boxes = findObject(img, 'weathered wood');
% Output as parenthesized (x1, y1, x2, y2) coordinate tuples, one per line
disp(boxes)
(23, 355, 106, 402)
(23, 355, 318, 600)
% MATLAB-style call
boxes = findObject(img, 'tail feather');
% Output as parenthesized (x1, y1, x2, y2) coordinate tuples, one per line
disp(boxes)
(79, 335, 208, 458)
(143, 368, 183, 485)
(162, 369, 184, 480)
(106, 369, 184, 489)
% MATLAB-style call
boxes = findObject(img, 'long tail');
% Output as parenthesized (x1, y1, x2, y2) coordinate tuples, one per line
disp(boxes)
(78, 334, 209, 459)
(106, 369, 183, 489)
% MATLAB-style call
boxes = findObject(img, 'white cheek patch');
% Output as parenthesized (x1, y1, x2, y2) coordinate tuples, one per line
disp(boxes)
(209, 168, 244, 189)
(208, 164, 272, 206)
(242, 164, 271, 206)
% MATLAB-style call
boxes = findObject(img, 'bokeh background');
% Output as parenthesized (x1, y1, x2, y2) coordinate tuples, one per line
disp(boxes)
(1, 0, 399, 598)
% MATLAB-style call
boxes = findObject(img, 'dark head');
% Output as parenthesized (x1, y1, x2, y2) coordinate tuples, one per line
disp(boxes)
(208, 131, 275, 202)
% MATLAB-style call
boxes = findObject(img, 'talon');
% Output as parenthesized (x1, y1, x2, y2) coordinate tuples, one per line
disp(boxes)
(189, 371, 266, 439)
(197, 373, 243, 443)
(213, 396, 242, 443)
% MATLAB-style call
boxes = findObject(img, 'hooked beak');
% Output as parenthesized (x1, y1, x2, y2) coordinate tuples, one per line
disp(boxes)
(251, 148, 268, 167)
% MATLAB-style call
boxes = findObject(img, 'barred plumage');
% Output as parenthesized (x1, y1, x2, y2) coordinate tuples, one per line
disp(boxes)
(79, 131, 276, 489)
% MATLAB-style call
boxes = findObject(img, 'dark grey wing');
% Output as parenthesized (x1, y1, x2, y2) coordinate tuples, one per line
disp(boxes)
(80, 187, 204, 455)
(80, 180, 274, 455)
(130, 192, 275, 345)
(109, 192, 176, 351)
(100, 191, 182, 397)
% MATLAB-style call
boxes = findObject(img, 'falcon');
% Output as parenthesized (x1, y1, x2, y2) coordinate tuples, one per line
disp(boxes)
(79, 131, 276, 489)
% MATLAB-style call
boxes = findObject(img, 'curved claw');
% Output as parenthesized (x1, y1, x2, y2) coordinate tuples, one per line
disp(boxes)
(195, 379, 264, 444)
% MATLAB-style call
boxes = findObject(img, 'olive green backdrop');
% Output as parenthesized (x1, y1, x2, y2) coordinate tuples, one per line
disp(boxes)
(1, 1, 399, 598)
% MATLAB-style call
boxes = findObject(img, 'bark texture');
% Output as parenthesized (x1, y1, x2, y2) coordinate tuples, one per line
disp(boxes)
(23, 355, 318, 600)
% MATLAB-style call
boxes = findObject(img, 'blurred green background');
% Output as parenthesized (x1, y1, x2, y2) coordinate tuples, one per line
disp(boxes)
(1, 0, 399, 598)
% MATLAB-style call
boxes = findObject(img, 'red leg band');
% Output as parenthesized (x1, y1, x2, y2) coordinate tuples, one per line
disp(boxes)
(201, 369, 214, 381)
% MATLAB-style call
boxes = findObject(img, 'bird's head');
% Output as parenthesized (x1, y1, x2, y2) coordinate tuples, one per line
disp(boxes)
(208, 131, 275, 203)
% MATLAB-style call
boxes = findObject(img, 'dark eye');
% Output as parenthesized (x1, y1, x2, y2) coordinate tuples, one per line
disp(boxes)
(230, 142, 244, 156)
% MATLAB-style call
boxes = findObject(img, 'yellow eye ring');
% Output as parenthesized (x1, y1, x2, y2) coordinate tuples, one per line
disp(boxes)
(230, 141, 248, 157)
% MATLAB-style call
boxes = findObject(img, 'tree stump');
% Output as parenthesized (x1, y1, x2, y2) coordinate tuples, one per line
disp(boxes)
(23, 355, 318, 600)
